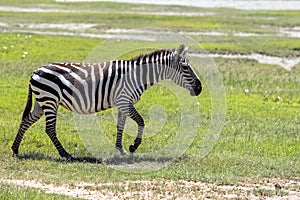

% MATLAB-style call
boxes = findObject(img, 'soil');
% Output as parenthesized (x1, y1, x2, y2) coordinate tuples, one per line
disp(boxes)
(1, 178, 299, 199)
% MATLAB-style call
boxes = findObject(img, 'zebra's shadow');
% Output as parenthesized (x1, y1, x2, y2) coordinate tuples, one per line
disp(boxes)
(17, 152, 174, 166)
(15, 152, 102, 164)
(103, 154, 174, 165)
(15, 152, 176, 165)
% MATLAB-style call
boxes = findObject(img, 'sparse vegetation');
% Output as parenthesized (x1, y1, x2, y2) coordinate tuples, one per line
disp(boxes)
(0, 0, 299, 199)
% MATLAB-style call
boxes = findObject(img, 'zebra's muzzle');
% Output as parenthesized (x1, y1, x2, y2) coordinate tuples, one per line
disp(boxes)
(190, 79, 202, 96)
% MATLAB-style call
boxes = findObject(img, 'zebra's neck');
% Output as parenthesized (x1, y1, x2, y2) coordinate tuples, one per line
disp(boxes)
(128, 49, 174, 91)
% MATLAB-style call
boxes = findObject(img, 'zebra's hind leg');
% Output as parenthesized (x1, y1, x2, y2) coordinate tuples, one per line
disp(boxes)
(12, 101, 44, 156)
(43, 105, 73, 160)
(115, 111, 127, 155)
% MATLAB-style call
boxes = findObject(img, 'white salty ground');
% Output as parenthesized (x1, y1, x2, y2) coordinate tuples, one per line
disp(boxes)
(55, 0, 300, 11)
(1, 178, 299, 199)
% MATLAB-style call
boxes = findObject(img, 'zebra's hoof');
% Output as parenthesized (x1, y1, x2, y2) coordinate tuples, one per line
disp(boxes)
(116, 146, 127, 155)
(129, 145, 136, 153)
(11, 146, 19, 156)
(66, 155, 74, 162)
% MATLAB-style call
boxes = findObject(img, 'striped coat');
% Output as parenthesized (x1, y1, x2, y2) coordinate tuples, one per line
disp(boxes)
(12, 44, 202, 159)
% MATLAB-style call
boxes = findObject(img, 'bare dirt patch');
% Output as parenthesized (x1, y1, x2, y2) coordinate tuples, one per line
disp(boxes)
(1, 178, 299, 199)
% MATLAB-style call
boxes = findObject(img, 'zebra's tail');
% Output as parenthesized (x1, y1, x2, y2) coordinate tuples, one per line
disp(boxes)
(22, 84, 33, 119)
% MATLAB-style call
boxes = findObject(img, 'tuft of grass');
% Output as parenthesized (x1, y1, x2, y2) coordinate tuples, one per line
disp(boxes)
(250, 188, 288, 197)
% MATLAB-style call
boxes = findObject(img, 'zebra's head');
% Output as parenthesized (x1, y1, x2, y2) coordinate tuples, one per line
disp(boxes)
(170, 44, 202, 96)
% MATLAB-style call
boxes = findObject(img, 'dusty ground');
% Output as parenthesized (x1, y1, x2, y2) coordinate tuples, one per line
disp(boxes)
(1, 178, 299, 199)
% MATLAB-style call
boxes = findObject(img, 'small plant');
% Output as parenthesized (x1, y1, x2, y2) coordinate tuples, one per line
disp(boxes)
(251, 188, 288, 197)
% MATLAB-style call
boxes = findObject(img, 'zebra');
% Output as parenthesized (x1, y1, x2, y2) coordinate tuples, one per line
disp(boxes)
(11, 44, 202, 160)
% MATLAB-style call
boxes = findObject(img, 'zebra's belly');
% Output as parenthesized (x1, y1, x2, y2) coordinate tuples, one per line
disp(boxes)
(59, 97, 116, 114)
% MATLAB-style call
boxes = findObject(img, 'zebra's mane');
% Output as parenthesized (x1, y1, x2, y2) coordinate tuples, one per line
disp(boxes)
(130, 48, 175, 64)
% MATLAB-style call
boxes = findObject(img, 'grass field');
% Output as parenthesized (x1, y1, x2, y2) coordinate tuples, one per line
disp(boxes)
(0, 0, 299, 199)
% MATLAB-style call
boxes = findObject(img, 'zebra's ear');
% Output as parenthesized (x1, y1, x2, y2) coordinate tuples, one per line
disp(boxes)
(175, 44, 190, 57)
(176, 44, 186, 56)
(184, 45, 191, 55)
(174, 44, 186, 63)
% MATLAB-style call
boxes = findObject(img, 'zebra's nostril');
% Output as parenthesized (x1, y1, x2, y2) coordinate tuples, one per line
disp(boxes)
(193, 79, 202, 96)
(198, 84, 202, 90)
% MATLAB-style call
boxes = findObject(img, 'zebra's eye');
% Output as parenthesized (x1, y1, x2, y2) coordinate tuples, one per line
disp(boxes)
(182, 64, 189, 70)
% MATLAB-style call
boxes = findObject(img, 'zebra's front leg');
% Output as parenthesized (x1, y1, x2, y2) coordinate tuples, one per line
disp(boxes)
(115, 111, 127, 155)
(127, 106, 144, 153)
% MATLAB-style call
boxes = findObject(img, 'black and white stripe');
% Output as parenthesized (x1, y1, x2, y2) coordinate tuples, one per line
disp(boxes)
(12, 44, 202, 159)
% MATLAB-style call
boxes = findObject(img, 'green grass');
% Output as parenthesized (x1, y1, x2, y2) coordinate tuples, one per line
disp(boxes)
(0, 0, 299, 198)
(1, 1, 300, 57)
(1, 32, 299, 180)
